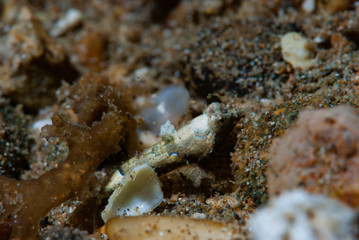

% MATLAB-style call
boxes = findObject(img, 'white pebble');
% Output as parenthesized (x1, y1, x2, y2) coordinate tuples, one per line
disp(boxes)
(192, 213, 207, 220)
(302, 0, 316, 13)
(281, 32, 315, 70)
(51, 9, 83, 37)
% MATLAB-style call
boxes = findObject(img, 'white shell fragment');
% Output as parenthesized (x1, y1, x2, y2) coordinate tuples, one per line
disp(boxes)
(101, 164, 163, 223)
(281, 32, 315, 70)
(104, 170, 124, 193)
(249, 190, 358, 240)
(159, 120, 177, 138)
(51, 9, 83, 37)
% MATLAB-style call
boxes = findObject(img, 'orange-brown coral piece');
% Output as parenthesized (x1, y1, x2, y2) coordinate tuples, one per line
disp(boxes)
(0, 74, 134, 239)
(268, 106, 359, 207)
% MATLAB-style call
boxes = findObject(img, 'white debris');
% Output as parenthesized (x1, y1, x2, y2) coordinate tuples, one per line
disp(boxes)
(32, 117, 52, 133)
(104, 170, 124, 192)
(302, 0, 316, 13)
(134, 67, 150, 81)
(314, 35, 325, 43)
(281, 32, 316, 70)
(139, 85, 190, 134)
(51, 9, 83, 37)
(101, 164, 163, 223)
(187, 114, 211, 138)
(159, 120, 177, 138)
(138, 130, 159, 147)
(31, 108, 54, 147)
(192, 213, 207, 220)
(249, 190, 358, 240)
(260, 98, 273, 107)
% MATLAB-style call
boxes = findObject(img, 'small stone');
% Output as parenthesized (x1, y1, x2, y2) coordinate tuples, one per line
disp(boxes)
(51, 9, 83, 37)
(192, 213, 207, 220)
(302, 0, 316, 13)
(281, 32, 315, 70)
